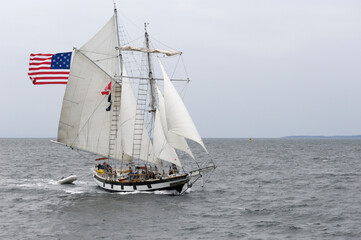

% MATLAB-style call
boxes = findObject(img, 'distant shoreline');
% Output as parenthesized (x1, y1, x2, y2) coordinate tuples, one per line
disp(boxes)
(282, 135, 361, 139)
(1, 136, 361, 139)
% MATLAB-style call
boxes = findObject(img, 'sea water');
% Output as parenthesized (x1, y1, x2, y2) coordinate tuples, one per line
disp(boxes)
(1, 138, 361, 239)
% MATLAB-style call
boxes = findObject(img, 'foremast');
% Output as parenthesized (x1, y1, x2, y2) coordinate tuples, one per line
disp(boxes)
(107, 4, 123, 165)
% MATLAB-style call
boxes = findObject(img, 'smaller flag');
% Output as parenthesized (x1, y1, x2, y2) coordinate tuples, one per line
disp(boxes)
(28, 52, 72, 85)
(101, 82, 111, 95)
(106, 93, 112, 111)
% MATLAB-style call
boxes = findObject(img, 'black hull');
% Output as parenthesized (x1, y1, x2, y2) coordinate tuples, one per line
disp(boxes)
(93, 173, 189, 193)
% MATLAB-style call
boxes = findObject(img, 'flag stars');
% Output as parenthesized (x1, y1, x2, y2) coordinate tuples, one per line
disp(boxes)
(50, 52, 72, 70)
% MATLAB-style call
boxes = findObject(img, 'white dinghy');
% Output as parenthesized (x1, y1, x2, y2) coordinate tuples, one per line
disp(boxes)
(57, 175, 77, 184)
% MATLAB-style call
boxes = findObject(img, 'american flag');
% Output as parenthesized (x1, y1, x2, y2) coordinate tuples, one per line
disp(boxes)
(28, 52, 72, 85)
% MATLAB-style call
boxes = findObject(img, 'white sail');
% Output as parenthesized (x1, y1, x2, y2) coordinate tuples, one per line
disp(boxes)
(154, 105, 181, 167)
(119, 68, 135, 156)
(160, 60, 208, 152)
(57, 50, 116, 156)
(156, 85, 194, 159)
(120, 66, 158, 165)
(57, 16, 122, 159)
(80, 16, 119, 78)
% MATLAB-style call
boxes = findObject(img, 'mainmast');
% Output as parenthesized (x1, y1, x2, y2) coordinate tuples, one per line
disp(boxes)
(144, 23, 157, 115)
(129, 24, 158, 167)
(129, 24, 157, 166)
(113, 2, 123, 77)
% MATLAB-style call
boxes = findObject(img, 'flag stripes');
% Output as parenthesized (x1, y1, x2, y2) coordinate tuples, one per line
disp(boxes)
(28, 52, 72, 85)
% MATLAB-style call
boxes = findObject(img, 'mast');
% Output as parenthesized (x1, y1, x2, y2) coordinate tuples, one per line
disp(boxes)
(107, 3, 123, 166)
(144, 23, 157, 116)
(129, 24, 157, 166)
(113, 2, 123, 76)
(144, 23, 157, 170)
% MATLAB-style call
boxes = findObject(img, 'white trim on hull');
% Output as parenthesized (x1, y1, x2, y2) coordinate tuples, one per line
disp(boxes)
(93, 173, 189, 193)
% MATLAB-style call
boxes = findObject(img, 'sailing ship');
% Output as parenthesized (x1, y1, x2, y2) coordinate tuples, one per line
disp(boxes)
(55, 5, 215, 193)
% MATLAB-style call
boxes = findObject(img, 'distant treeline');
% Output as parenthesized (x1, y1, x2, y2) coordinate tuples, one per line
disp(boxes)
(282, 135, 361, 139)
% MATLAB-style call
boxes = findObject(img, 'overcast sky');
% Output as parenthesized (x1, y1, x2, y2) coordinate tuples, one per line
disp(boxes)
(1, 0, 361, 138)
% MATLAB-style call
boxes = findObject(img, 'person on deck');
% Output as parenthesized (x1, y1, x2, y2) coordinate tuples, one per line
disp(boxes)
(172, 164, 178, 174)
(101, 162, 106, 169)
(107, 163, 112, 172)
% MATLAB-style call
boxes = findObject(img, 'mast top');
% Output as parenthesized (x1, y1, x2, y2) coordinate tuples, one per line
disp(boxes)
(113, 0, 117, 12)
(144, 23, 149, 35)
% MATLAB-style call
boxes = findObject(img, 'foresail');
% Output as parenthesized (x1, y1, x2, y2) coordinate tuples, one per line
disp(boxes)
(156, 85, 194, 159)
(159, 60, 208, 153)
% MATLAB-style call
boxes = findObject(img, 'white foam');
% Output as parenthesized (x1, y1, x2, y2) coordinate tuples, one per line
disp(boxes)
(184, 188, 193, 194)
(153, 190, 180, 195)
(116, 190, 144, 195)
(17, 178, 58, 189)
(63, 188, 85, 194)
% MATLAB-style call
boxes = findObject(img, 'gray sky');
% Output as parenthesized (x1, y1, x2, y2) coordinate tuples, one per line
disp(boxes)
(1, 0, 361, 138)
